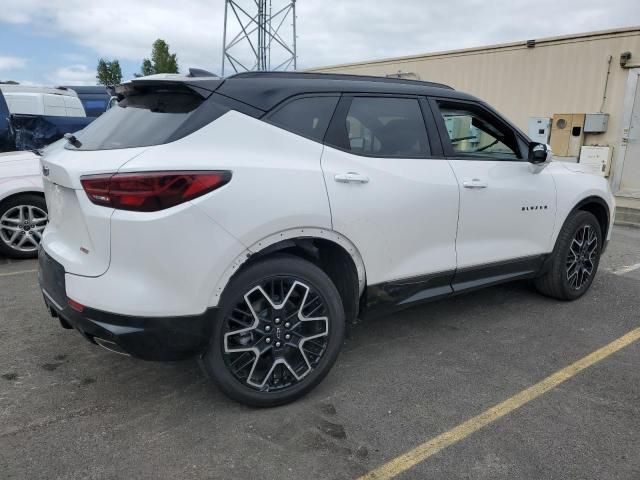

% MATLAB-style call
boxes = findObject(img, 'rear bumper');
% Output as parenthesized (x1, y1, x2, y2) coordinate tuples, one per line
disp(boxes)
(38, 249, 217, 361)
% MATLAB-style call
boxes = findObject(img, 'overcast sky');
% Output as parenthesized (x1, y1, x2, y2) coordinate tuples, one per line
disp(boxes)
(1, 0, 639, 85)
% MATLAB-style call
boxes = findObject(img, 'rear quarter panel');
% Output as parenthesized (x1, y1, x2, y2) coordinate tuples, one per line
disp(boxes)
(119, 110, 333, 245)
(112, 111, 334, 313)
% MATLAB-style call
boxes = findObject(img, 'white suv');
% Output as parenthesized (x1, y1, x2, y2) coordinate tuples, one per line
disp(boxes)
(38, 71, 614, 406)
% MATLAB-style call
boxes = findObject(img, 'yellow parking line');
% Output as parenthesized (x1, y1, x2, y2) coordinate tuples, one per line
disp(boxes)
(358, 326, 640, 480)
(0, 269, 38, 278)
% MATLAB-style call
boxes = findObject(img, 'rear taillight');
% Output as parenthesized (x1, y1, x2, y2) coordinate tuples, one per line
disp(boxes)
(80, 171, 231, 212)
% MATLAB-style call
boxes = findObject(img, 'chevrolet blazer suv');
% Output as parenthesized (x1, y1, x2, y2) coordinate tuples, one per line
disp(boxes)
(38, 71, 615, 406)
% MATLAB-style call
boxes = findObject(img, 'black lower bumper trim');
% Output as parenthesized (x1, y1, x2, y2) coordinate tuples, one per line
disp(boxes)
(59, 304, 217, 361)
(39, 250, 217, 361)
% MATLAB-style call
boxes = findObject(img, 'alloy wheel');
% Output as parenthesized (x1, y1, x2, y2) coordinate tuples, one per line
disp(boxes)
(222, 277, 330, 392)
(0, 205, 48, 253)
(566, 224, 598, 290)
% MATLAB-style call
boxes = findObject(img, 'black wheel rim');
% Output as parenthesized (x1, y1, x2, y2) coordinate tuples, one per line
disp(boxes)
(566, 224, 598, 290)
(222, 277, 330, 392)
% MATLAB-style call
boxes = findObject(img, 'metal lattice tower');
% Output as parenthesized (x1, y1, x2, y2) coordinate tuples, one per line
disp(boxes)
(221, 0, 297, 76)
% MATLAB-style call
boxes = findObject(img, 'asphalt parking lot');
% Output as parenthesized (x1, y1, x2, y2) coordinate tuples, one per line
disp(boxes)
(1, 226, 639, 480)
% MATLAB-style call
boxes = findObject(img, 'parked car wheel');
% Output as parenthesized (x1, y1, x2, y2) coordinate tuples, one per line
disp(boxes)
(0, 194, 48, 259)
(535, 211, 602, 300)
(203, 255, 345, 407)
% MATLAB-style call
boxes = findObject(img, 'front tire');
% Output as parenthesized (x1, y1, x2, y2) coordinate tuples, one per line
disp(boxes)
(203, 255, 346, 407)
(0, 194, 48, 259)
(535, 210, 602, 300)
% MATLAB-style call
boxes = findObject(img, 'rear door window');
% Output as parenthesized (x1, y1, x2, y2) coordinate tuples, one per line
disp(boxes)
(326, 97, 431, 158)
(266, 96, 339, 142)
(68, 85, 229, 151)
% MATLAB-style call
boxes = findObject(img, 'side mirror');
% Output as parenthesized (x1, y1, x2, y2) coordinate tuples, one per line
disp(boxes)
(529, 142, 551, 164)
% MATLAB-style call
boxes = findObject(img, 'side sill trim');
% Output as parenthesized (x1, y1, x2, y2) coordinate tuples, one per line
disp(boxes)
(451, 254, 548, 293)
(364, 270, 454, 319)
(452, 270, 535, 292)
(363, 254, 549, 319)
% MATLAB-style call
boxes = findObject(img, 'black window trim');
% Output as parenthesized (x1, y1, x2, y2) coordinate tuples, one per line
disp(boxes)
(419, 96, 445, 158)
(262, 92, 341, 145)
(323, 93, 437, 160)
(428, 97, 528, 162)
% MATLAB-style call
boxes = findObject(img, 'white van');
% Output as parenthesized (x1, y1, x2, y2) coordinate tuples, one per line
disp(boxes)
(0, 85, 86, 117)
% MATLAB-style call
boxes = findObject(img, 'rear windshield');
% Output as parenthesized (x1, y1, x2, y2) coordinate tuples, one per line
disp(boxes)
(67, 85, 228, 150)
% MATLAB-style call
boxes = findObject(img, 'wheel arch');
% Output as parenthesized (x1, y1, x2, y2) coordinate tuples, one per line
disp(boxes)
(0, 189, 46, 208)
(571, 195, 611, 240)
(210, 228, 366, 322)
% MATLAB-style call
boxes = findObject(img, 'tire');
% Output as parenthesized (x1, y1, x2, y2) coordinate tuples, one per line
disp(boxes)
(203, 254, 346, 407)
(0, 194, 48, 259)
(534, 210, 602, 301)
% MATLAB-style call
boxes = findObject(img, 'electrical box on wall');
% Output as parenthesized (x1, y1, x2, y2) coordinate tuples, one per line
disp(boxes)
(528, 117, 551, 144)
(550, 114, 585, 157)
(579, 146, 612, 176)
(584, 113, 609, 133)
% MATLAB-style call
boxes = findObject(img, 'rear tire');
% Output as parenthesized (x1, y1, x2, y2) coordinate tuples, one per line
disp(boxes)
(534, 210, 602, 300)
(0, 194, 48, 259)
(203, 254, 345, 407)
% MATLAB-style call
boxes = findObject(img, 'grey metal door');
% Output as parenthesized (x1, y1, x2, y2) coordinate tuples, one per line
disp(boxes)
(620, 70, 640, 196)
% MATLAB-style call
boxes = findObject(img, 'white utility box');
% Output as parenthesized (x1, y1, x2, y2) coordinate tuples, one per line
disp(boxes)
(579, 146, 612, 177)
(528, 117, 551, 144)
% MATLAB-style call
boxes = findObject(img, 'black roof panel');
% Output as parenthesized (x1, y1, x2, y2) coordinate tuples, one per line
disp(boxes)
(216, 71, 474, 111)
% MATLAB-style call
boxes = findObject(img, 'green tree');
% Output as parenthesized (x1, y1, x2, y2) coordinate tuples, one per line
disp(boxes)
(96, 58, 123, 86)
(0, 80, 19, 84)
(138, 39, 179, 76)
(140, 58, 154, 76)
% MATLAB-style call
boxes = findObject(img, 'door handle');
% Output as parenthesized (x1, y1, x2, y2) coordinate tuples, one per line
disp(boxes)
(462, 178, 488, 189)
(334, 172, 369, 184)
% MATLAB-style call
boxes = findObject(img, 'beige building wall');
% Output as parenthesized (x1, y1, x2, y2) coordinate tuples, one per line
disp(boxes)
(309, 28, 640, 196)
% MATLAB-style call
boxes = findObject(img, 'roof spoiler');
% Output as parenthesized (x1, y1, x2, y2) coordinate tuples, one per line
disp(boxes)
(115, 69, 223, 100)
(187, 68, 218, 78)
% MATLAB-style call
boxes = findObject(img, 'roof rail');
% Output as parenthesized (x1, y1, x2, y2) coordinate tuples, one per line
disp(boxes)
(227, 71, 454, 90)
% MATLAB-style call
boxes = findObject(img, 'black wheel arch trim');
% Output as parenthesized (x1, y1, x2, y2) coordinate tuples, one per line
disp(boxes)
(0, 190, 46, 207)
(234, 236, 361, 323)
(567, 195, 611, 250)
